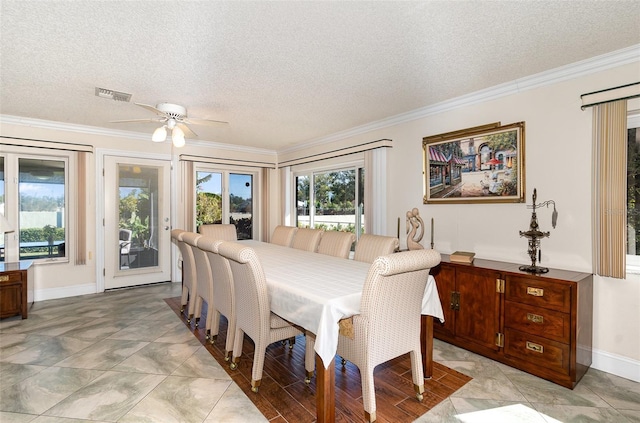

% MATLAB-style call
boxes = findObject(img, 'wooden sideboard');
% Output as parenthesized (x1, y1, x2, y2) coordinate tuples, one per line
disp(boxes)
(0, 261, 33, 319)
(431, 255, 593, 389)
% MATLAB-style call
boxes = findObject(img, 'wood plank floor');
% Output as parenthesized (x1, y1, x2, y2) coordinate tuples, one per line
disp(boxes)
(165, 297, 471, 423)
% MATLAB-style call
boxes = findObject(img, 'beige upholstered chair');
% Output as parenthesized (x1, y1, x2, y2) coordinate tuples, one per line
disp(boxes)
(198, 223, 237, 241)
(197, 237, 236, 360)
(317, 230, 355, 259)
(353, 234, 399, 263)
(291, 227, 323, 252)
(171, 229, 196, 322)
(337, 249, 442, 422)
(270, 225, 298, 247)
(183, 232, 213, 331)
(218, 241, 314, 392)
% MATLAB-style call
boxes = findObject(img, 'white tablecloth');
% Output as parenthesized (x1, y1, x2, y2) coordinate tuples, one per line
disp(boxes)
(242, 240, 444, 368)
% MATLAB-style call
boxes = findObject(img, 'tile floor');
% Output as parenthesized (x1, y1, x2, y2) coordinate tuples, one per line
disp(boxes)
(0, 282, 638, 422)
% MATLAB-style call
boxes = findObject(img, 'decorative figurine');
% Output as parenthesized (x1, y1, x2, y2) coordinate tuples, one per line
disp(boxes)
(406, 208, 425, 250)
(519, 188, 557, 274)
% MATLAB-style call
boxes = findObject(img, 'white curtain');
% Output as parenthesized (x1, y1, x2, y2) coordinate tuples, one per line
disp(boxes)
(364, 148, 388, 236)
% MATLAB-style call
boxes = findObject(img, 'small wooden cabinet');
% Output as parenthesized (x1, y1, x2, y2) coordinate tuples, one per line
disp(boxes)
(0, 261, 33, 319)
(431, 256, 593, 389)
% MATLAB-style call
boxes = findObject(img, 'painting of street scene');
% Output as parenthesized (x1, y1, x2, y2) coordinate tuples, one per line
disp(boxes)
(423, 122, 525, 204)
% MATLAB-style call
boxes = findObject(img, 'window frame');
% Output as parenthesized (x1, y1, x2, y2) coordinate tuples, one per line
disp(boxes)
(193, 163, 260, 240)
(292, 156, 365, 240)
(627, 111, 640, 273)
(1, 147, 74, 264)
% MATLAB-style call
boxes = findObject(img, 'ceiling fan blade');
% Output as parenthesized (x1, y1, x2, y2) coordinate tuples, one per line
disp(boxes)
(177, 122, 198, 138)
(134, 103, 165, 116)
(109, 118, 164, 124)
(184, 117, 229, 126)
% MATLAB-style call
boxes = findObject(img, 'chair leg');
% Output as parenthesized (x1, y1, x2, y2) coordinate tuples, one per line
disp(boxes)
(361, 368, 377, 423)
(224, 317, 235, 361)
(251, 379, 261, 393)
(229, 327, 244, 369)
(409, 349, 425, 401)
(304, 331, 315, 383)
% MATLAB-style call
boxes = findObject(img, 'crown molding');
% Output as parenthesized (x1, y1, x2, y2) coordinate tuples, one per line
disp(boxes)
(0, 115, 276, 157)
(0, 115, 150, 141)
(280, 44, 640, 155)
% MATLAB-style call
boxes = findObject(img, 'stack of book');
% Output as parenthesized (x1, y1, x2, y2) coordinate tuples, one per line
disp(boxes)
(450, 251, 475, 264)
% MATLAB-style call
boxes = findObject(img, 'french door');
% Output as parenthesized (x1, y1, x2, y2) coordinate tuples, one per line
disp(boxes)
(103, 156, 171, 289)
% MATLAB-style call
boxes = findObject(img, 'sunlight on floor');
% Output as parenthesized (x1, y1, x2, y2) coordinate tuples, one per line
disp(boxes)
(456, 404, 563, 423)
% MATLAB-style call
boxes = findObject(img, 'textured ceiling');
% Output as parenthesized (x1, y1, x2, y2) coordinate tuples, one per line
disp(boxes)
(1, 1, 639, 151)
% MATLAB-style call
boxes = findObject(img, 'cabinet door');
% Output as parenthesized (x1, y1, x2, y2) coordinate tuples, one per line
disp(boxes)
(0, 281, 22, 318)
(455, 266, 502, 352)
(431, 263, 456, 338)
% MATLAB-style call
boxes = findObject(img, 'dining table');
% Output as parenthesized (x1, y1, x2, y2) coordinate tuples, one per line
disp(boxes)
(241, 240, 444, 423)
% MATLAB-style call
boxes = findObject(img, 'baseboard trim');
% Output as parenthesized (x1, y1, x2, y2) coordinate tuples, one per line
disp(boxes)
(591, 348, 640, 383)
(32, 283, 98, 302)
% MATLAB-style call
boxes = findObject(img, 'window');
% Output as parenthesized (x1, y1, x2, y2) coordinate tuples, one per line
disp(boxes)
(627, 112, 640, 271)
(295, 165, 365, 239)
(195, 168, 255, 240)
(19, 158, 67, 260)
(1, 151, 70, 262)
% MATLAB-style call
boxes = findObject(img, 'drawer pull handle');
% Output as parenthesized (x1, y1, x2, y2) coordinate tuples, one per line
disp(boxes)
(527, 287, 544, 297)
(0, 275, 8, 282)
(526, 341, 544, 353)
(527, 313, 544, 324)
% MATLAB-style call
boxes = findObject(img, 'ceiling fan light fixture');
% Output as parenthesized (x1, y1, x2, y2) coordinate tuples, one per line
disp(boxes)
(152, 125, 167, 142)
(172, 126, 185, 148)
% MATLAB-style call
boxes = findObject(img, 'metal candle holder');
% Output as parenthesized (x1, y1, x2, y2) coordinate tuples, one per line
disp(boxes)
(519, 188, 557, 274)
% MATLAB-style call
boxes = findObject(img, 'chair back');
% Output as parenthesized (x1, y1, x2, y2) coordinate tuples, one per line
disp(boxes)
(184, 232, 211, 302)
(317, 231, 355, 258)
(353, 234, 399, 263)
(171, 229, 191, 280)
(199, 224, 237, 241)
(177, 231, 201, 290)
(218, 242, 271, 340)
(361, 249, 441, 339)
(197, 237, 235, 318)
(291, 227, 323, 252)
(270, 225, 298, 247)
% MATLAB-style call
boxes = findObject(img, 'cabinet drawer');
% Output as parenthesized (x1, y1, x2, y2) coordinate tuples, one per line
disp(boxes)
(504, 301, 570, 343)
(0, 272, 23, 284)
(506, 276, 571, 312)
(504, 328, 570, 375)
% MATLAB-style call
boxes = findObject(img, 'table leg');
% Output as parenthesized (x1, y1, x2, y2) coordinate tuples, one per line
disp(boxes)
(315, 354, 335, 423)
(420, 315, 434, 379)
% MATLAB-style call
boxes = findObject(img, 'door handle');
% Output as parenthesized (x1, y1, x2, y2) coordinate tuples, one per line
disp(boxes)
(164, 226, 169, 230)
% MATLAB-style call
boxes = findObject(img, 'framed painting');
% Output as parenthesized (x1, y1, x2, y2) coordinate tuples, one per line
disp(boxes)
(423, 121, 525, 204)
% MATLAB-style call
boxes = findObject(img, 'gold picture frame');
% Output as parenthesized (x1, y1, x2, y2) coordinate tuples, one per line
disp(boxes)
(423, 121, 525, 204)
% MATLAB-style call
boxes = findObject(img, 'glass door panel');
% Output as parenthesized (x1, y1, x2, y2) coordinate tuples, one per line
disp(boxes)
(118, 164, 159, 270)
(105, 156, 171, 289)
(196, 171, 222, 231)
(229, 173, 252, 240)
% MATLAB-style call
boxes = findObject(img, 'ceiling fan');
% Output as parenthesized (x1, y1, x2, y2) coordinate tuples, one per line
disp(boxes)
(111, 103, 228, 147)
